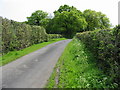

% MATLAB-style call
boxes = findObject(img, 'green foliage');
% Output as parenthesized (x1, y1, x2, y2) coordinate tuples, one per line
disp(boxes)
(47, 5, 111, 38)
(54, 4, 80, 15)
(75, 26, 120, 86)
(47, 5, 87, 38)
(0, 38, 66, 66)
(48, 34, 63, 39)
(1, 17, 62, 54)
(46, 39, 117, 88)
(83, 9, 111, 31)
(40, 18, 51, 29)
(26, 10, 48, 26)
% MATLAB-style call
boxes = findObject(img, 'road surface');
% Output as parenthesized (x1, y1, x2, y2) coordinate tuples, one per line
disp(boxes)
(1, 39, 71, 88)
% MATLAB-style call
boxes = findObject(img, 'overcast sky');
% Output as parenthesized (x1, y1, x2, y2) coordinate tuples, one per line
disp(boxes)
(0, 0, 119, 26)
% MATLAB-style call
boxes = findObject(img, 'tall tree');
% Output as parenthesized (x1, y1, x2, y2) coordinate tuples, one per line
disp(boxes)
(26, 10, 48, 26)
(47, 5, 87, 38)
(83, 9, 111, 31)
(54, 4, 80, 15)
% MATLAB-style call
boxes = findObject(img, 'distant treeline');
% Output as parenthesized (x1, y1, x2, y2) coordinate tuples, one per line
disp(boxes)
(25, 5, 111, 38)
(76, 25, 120, 85)
(1, 17, 62, 54)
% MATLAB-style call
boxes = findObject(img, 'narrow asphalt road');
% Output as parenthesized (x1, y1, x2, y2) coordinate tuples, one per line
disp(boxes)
(1, 39, 71, 88)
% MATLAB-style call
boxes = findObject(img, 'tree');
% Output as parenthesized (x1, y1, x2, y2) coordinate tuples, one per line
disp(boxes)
(97, 12, 111, 29)
(54, 4, 80, 15)
(47, 10, 87, 38)
(83, 9, 111, 31)
(26, 10, 48, 26)
(46, 5, 87, 38)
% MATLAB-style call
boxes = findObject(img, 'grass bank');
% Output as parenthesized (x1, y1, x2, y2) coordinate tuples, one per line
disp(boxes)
(0, 38, 66, 66)
(46, 38, 117, 88)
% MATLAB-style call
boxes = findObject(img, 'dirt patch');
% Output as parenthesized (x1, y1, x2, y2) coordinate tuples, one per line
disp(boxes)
(54, 67, 60, 88)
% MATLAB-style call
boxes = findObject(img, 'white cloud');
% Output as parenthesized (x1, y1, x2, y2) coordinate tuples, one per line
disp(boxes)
(0, 0, 119, 26)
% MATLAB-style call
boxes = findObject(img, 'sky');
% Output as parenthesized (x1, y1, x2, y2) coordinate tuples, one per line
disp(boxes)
(0, 0, 119, 26)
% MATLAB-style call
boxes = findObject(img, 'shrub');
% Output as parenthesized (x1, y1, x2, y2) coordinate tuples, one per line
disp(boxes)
(1, 17, 62, 54)
(48, 34, 63, 40)
(75, 26, 120, 85)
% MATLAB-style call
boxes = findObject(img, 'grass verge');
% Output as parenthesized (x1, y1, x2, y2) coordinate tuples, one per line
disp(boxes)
(46, 38, 117, 88)
(0, 38, 66, 66)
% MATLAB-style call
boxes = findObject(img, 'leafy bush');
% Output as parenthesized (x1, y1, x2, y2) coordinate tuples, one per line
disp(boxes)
(48, 34, 63, 40)
(1, 17, 62, 54)
(75, 26, 120, 86)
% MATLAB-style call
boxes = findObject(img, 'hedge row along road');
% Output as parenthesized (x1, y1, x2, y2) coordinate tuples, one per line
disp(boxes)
(1, 17, 62, 54)
(1, 39, 71, 88)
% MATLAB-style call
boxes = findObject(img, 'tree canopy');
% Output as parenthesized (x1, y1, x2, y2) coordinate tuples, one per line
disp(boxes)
(25, 5, 111, 38)
(26, 10, 48, 26)
(54, 4, 81, 15)
(83, 9, 111, 31)
(46, 5, 87, 38)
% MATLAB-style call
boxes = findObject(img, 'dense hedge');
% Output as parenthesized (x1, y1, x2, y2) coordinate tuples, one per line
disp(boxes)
(75, 26, 120, 85)
(48, 34, 63, 39)
(1, 17, 62, 54)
